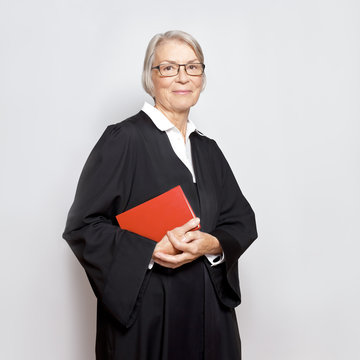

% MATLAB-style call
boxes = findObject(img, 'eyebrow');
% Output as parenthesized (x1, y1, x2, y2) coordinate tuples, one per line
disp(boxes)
(159, 59, 200, 64)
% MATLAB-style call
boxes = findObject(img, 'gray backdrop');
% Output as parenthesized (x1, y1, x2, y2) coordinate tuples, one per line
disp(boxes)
(1, 0, 359, 359)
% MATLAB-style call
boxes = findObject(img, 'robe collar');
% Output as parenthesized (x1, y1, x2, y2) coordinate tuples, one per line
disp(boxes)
(141, 101, 198, 138)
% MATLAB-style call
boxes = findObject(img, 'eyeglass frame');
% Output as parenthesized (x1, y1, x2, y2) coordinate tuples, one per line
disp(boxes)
(151, 62, 206, 77)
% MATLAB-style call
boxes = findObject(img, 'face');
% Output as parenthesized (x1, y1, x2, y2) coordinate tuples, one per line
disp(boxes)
(151, 40, 203, 115)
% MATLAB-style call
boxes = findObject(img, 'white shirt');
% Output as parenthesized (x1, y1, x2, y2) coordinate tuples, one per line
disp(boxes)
(142, 102, 225, 269)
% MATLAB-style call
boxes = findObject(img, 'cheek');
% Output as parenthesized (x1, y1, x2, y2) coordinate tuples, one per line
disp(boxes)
(153, 79, 173, 96)
(193, 80, 203, 96)
(194, 78, 203, 91)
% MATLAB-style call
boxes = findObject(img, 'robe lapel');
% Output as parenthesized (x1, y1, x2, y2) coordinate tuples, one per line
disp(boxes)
(190, 133, 218, 234)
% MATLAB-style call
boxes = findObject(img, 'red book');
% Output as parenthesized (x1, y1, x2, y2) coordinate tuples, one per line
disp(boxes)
(116, 185, 200, 242)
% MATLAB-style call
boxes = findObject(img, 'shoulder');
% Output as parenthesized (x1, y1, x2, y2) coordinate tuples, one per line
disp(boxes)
(105, 111, 149, 138)
(192, 132, 232, 181)
(97, 111, 153, 148)
(191, 131, 224, 158)
(86, 112, 151, 165)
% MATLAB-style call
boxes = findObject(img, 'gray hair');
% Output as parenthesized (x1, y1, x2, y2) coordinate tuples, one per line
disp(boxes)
(142, 30, 206, 97)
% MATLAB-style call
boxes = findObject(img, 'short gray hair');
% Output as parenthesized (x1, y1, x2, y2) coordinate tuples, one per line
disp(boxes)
(142, 30, 206, 97)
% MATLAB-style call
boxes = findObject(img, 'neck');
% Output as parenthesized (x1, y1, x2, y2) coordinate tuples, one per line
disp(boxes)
(155, 103, 189, 139)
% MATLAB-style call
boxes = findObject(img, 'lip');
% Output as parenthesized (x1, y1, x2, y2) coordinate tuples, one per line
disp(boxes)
(172, 90, 192, 95)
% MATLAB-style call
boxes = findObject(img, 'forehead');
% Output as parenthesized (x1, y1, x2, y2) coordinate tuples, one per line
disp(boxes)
(154, 40, 198, 63)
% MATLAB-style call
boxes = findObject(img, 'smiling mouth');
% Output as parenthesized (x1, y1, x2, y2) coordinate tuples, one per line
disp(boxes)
(173, 90, 192, 94)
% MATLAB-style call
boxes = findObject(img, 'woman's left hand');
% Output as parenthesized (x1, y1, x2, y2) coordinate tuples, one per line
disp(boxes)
(153, 227, 222, 269)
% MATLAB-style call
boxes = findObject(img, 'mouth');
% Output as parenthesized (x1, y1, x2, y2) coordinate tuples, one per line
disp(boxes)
(172, 90, 192, 95)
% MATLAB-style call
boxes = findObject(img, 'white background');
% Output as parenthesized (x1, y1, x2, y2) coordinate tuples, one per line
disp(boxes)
(1, 0, 359, 359)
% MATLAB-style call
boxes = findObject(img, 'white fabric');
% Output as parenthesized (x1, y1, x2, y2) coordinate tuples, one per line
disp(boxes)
(141, 102, 225, 269)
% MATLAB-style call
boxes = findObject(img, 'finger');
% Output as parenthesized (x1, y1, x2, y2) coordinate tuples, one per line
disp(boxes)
(177, 217, 200, 235)
(181, 232, 191, 243)
(182, 230, 201, 243)
(153, 257, 178, 269)
(153, 254, 179, 268)
(155, 251, 193, 265)
(153, 251, 166, 259)
(153, 252, 177, 267)
(167, 230, 192, 252)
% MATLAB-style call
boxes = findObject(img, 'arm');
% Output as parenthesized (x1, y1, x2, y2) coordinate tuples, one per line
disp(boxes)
(206, 140, 258, 307)
(209, 140, 258, 270)
(63, 124, 156, 328)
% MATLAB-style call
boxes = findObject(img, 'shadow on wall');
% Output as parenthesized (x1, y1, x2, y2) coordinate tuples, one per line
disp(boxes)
(66, 251, 97, 360)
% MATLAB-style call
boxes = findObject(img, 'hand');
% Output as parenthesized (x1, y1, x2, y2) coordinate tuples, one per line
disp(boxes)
(152, 217, 200, 261)
(153, 218, 223, 269)
(152, 234, 181, 259)
(152, 217, 200, 265)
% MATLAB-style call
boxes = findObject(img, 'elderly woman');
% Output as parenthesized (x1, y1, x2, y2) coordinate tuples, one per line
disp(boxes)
(63, 30, 257, 360)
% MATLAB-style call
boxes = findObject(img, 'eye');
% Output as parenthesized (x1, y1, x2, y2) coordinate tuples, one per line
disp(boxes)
(162, 65, 174, 71)
(188, 64, 199, 70)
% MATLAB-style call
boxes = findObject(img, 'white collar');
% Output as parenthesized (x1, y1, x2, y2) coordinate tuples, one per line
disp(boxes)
(141, 102, 197, 137)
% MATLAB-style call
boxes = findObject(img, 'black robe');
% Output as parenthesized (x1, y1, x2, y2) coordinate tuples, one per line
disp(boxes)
(63, 110, 258, 359)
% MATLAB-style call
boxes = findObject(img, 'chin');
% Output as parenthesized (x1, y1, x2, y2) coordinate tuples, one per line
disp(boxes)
(171, 97, 199, 112)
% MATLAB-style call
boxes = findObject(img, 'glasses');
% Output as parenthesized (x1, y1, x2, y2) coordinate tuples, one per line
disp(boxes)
(151, 63, 205, 77)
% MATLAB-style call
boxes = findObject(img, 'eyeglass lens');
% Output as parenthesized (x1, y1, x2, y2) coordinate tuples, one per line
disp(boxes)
(159, 63, 203, 76)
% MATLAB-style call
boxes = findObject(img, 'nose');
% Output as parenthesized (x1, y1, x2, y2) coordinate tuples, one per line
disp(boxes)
(176, 65, 189, 83)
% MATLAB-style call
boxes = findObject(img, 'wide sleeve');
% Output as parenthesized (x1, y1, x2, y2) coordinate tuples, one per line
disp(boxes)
(208, 140, 258, 307)
(62, 124, 156, 328)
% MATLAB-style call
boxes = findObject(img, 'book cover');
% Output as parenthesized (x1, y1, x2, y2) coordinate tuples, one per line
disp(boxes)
(116, 185, 200, 242)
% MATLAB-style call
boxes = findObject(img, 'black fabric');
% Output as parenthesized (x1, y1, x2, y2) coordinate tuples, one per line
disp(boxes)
(63, 110, 257, 359)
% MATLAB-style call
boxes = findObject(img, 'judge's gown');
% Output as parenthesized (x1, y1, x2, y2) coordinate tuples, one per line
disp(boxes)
(63, 111, 258, 359)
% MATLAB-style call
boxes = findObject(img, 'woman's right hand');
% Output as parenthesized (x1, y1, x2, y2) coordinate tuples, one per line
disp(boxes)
(152, 218, 200, 262)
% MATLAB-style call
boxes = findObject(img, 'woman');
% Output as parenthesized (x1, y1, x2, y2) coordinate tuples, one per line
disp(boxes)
(63, 30, 257, 360)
